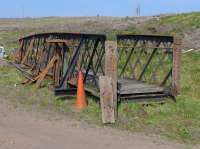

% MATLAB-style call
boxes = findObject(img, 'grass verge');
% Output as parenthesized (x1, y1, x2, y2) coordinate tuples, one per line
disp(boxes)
(0, 52, 200, 145)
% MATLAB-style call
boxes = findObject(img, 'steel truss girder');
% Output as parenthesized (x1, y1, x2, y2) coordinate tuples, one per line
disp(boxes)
(14, 33, 181, 103)
(117, 34, 181, 101)
(15, 32, 106, 96)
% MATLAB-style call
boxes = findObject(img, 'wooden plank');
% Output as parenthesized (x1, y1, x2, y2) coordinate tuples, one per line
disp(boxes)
(118, 78, 164, 94)
(120, 93, 168, 99)
(99, 76, 115, 124)
(172, 37, 182, 96)
(120, 88, 164, 95)
(105, 41, 118, 119)
(11, 63, 35, 81)
(120, 84, 164, 91)
(35, 55, 58, 88)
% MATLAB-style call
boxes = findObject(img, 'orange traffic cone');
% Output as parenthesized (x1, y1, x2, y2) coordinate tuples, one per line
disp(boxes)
(75, 71, 87, 109)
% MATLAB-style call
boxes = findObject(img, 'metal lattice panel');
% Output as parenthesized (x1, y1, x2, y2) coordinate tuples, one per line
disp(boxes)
(117, 34, 181, 102)
(117, 35, 174, 88)
(14, 33, 106, 95)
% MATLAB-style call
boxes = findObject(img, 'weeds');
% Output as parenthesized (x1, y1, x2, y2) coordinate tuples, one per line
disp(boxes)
(0, 12, 200, 145)
(0, 51, 200, 144)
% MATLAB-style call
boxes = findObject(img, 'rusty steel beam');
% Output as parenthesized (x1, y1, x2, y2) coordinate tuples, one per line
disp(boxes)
(14, 32, 106, 96)
(13, 32, 181, 103)
(117, 34, 181, 101)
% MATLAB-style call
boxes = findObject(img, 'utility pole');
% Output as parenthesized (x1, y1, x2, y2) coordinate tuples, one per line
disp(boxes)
(136, 4, 140, 17)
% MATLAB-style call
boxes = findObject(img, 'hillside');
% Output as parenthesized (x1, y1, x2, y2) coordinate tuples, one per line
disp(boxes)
(0, 12, 200, 52)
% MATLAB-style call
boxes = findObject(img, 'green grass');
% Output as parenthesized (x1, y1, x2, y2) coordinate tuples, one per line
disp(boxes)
(161, 12, 200, 30)
(0, 12, 200, 146)
(1, 12, 200, 50)
(156, 12, 200, 36)
(121, 12, 200, 37)
(0, 52, 200, 145)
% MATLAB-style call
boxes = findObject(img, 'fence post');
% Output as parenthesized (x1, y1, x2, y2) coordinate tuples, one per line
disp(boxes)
(99, 41, 118, 123)
(99, 76, 115, 123)
(172, 37, 182, 96)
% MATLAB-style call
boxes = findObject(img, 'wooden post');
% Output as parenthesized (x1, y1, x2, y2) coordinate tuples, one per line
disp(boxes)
(99, 76, 115, 123)
(172, 37, 182, 96)
(99, 41, 118, 123)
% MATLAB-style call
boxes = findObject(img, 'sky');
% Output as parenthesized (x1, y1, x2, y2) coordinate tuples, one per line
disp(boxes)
(0, 0, 200, 18)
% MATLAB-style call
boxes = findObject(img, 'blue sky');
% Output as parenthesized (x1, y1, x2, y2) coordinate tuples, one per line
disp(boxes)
(0, 0, 200, 18)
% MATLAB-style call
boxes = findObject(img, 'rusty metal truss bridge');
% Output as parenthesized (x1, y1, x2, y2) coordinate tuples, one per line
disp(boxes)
(12, 32, 181, 103)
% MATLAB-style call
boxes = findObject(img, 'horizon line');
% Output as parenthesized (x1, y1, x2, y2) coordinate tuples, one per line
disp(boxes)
(0, 11, 199, 19)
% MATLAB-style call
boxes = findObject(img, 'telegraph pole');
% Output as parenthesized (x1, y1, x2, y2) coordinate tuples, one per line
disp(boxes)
(136, 4, 140, 17)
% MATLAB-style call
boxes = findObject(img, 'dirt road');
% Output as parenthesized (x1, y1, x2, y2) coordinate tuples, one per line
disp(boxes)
(0, 101, 189, 149)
